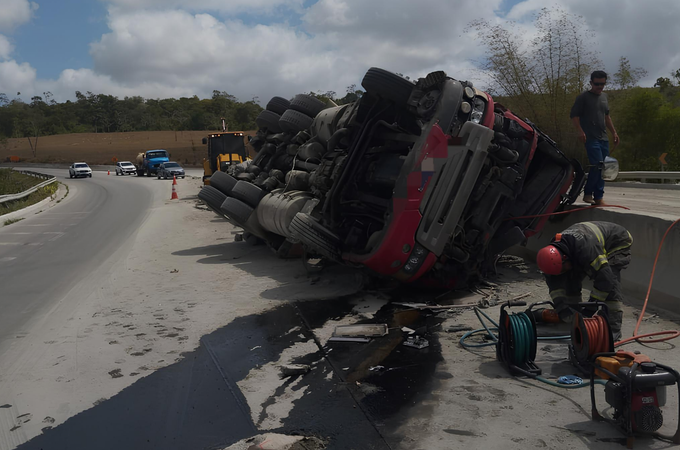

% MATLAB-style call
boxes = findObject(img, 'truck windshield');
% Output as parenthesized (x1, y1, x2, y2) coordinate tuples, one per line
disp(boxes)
(147, 151, 168, 158)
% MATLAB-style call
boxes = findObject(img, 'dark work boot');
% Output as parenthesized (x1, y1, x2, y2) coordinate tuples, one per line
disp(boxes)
(608, 310, 623, 342)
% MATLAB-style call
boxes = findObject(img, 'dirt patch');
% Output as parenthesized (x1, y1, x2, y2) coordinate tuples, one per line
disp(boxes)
(0, 130, 256, 166)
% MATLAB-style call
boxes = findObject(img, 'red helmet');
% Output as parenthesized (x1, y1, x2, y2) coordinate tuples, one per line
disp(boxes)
(537, 245, 565, 275)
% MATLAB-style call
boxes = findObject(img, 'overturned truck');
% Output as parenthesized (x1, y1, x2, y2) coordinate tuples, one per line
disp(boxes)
(198, 68, 585, 288)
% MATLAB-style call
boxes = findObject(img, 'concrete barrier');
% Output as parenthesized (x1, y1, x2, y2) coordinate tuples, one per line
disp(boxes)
(510, 208, 680, 315)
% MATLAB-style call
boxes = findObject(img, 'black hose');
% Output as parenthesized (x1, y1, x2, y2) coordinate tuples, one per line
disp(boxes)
(326, 127, 348, 154)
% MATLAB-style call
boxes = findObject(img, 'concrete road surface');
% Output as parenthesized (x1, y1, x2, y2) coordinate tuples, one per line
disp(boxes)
(2, 170, 680, 450)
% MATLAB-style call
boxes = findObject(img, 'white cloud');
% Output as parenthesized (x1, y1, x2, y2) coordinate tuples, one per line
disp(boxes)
(0, 0, 38, 33)
(0, 59, 36, 95)
(72, 0, 501, 103)
(5, 0, 680, 104)
(0, 34, 13, 59)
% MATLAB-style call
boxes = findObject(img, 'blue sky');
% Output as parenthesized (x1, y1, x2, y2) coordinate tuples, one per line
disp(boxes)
(12, 0, 108, 79)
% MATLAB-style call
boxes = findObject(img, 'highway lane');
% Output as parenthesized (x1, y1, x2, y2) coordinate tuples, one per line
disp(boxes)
(0, 170, 155, 346)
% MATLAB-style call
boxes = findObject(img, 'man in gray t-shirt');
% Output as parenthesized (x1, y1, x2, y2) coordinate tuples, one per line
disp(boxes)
(570, 70, 620, 205)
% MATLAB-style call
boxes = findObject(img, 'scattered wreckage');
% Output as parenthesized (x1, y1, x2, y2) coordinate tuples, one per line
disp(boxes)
(198, 67, 585, 288)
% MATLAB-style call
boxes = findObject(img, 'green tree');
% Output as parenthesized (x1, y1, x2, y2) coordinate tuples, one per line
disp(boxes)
(470, 7, 601, 159)
(612, 57, 648, 90)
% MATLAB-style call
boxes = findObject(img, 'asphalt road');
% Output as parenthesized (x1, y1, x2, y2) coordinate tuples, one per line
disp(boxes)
(0, 170, 154, 346)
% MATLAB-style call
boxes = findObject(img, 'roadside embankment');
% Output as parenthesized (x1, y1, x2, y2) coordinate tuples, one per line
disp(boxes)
(0, 169, 62, 221)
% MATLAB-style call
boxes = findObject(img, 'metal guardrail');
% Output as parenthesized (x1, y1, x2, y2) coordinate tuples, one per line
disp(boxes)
(0, 170, 57, 204)
(617, 171, 680, 181)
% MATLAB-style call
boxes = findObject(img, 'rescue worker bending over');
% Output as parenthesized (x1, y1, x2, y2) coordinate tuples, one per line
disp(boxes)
(535, 221, 632, 341)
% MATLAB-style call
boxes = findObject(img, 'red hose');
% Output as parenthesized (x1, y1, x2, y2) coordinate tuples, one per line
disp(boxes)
(615, 218, 680, 346)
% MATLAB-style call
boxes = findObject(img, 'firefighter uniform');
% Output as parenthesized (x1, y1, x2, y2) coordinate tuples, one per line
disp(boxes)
(544, 221, 632, 340)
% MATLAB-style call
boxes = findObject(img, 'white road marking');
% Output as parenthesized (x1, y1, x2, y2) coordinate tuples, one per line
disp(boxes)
(0, 232, 32, 235)
(48, 233, 65, 242)
(0, 242, 21, 245)
(23, 224, 50, 227)
(0, 257, 16, 262)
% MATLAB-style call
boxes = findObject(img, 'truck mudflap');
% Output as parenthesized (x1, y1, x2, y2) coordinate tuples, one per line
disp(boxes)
(416, 122, 494, 256)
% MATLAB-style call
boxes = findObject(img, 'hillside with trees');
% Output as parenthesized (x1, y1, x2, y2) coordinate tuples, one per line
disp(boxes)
(0, 88, 362, 159)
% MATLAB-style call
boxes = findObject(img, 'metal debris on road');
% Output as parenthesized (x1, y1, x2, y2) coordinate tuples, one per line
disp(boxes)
(401, 326, 415, 335)
(333, 324, 388, 337)
(369, 365, 385, 371)
(403, 336, 429, 349)
(497, 255, 531, 273)
(393, 302, 472, 311)
(328, 336, 371, 343)
(279, 364, 311, 378)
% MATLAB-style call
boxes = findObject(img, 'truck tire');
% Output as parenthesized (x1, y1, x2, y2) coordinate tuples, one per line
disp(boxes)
(361, 67, 415, 106)
(220, 197, 254, 225)
(209, 171, 238, 195)
(256, 110, 283, 133)
(198, 186, 227, 215)
(266, 96, 290, 115)
(137, 168, 144, 177)
(146, 169, 151, 177)
(279, 109, 313, 133)
(290, 94, 327, 118)
(236, 172, 256, 181)
(289, 213, 340, 260)
(230, 180, 266, 207)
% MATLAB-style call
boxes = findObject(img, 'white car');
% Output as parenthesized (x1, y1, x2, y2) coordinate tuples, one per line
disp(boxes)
(116, 161, 137, 176)
(69, 162, 92, 178)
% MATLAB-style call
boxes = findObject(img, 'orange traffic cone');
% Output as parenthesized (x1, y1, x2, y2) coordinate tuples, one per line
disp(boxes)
(108, 170, 110, 175)
(171, 182, 178, 200)
(173, 176, 177, 185)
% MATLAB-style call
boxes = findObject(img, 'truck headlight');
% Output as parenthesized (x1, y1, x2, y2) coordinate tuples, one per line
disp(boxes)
(470, 97, 486, 124)
(402, 244, 428, 275)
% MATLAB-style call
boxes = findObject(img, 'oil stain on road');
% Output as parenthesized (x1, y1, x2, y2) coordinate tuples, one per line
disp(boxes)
(16, 295, 444, 450)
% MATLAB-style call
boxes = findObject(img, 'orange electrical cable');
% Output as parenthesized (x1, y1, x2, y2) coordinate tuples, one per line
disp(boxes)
(504, 204, 630, 221)
(615, 218, 680, 346)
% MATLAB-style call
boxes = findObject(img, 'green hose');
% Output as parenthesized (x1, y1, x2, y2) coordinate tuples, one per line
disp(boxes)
(460, 307, 570, 349)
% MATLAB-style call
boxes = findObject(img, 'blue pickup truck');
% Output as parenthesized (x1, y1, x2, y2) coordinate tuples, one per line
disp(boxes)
(135, 149, 170, 177)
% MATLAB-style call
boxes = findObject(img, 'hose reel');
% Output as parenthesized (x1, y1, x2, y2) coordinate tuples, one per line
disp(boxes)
(569, 302, 615, 373)
(496, 301, 541, 377)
